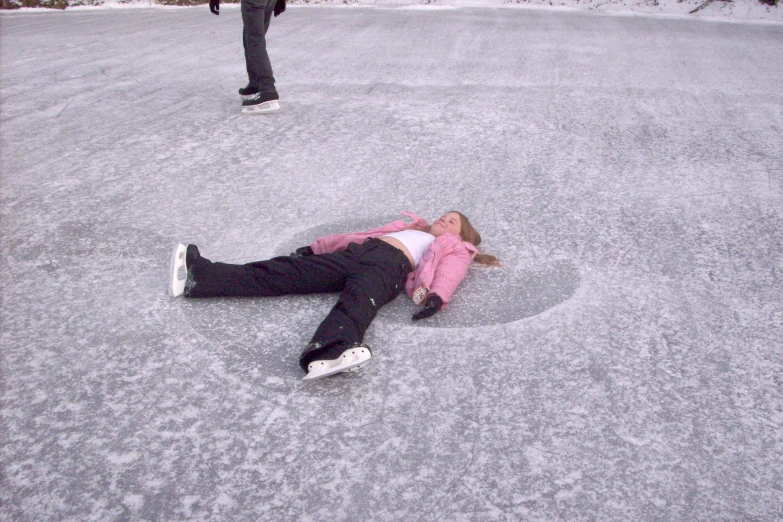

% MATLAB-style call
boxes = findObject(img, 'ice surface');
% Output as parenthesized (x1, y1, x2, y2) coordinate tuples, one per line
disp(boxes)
(1, 6, 782, 521)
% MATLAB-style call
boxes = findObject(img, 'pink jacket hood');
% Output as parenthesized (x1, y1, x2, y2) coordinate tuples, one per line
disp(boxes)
(310, 212, 478, 307)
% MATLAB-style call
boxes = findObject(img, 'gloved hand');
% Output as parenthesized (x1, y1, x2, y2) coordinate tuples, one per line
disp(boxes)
(274, 0, 286, 16)
(412, 294, 443, 321)
(209, 0, 219, 15)
(291, 246, 314, 257)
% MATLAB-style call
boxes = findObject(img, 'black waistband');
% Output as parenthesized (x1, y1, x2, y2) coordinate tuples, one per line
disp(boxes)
(364, 238, 413, 274)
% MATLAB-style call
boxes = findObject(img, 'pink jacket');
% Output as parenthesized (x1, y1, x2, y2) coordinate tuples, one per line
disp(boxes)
(309, 212, 478, 307)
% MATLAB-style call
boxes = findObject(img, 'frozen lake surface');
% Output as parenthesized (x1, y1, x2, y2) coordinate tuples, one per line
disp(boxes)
(1, 6, 782, 521)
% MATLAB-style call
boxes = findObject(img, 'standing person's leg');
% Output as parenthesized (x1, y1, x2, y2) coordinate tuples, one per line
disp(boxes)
(241, 0, 278, 97)
(299, 240, 412, 371)
(185, 247, 352, 298)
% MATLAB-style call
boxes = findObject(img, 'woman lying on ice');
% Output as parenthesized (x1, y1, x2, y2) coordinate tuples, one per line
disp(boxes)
(169, 211, 499, 381)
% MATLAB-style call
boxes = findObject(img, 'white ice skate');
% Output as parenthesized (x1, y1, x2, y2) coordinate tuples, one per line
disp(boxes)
(169, 243, 188, 297)
(241, 100, 280, 115)
(302, 346, 372, 381)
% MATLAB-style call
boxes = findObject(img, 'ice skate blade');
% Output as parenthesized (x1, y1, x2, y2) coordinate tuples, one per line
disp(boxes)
(346, 362, 369, 373)
(242, 100, 280, 114)
(302, 347, 372, 381)
(169, 243, 187, 297)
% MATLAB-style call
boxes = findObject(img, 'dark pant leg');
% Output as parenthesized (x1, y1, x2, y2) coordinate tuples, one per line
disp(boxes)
(185, 251, 353, 298)
(299, 241, 412, 370)
(241, 0, 277, 93)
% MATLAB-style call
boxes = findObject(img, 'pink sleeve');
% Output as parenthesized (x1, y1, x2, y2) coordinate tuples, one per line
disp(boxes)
(310, 233, 359, 254)
(429, 245, 473, 306)
(310, 212, 429, 255)
(406, 235, 476, 307)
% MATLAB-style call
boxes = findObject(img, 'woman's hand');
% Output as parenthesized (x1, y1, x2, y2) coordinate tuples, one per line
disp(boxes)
(291, 246, 314, 257)
(412, 294, 443, 321)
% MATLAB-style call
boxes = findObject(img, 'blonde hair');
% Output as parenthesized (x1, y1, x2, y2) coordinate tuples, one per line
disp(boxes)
(454, 211, 500, 267)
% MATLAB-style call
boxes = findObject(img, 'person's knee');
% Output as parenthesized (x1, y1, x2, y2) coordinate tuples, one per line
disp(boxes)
(243, 21, 267, 38)
(337, 288, 377, 325)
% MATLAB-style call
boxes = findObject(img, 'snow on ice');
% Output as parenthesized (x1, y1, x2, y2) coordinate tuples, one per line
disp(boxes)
(1, 4, 782, 521)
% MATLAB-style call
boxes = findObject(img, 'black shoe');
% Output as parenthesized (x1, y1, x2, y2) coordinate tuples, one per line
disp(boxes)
(186, 244, 200, 270)
(242, 91, 279, 106)
(238, 85, 260, 98)
(241, 91, 280, 114)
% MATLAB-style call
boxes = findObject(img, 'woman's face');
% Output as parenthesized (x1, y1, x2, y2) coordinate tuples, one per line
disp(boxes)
(429, 212, 462, 237)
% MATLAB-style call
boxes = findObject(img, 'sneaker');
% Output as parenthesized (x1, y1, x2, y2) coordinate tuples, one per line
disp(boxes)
(241, 91, 280, 114)
(238, 84, 260, 99)
(169, 243, 200, 297)
(302, 345, 372, 381)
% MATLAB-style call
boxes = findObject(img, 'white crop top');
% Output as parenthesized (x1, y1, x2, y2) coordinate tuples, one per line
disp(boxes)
(381, 230, 436, 267)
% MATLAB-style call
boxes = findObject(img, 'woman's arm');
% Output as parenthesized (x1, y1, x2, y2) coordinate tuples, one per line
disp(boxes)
(428, 243, 473, 306)
(310, 212, 429, 255)
(408, 234, 476, 308)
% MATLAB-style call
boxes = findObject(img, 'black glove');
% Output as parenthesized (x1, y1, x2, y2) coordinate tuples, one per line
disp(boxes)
(209, 0, 219, 15)
(412, 294, 443, 321)
(274, 0, 286, 17)
(291, 246, 314, 257)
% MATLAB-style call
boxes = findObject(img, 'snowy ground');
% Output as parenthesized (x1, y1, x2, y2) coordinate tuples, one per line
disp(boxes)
(2, 6, 782, 521)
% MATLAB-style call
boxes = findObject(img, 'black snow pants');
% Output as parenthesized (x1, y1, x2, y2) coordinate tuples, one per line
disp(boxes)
(242, 0, 277, 95)
(185, 239, 412, 371)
